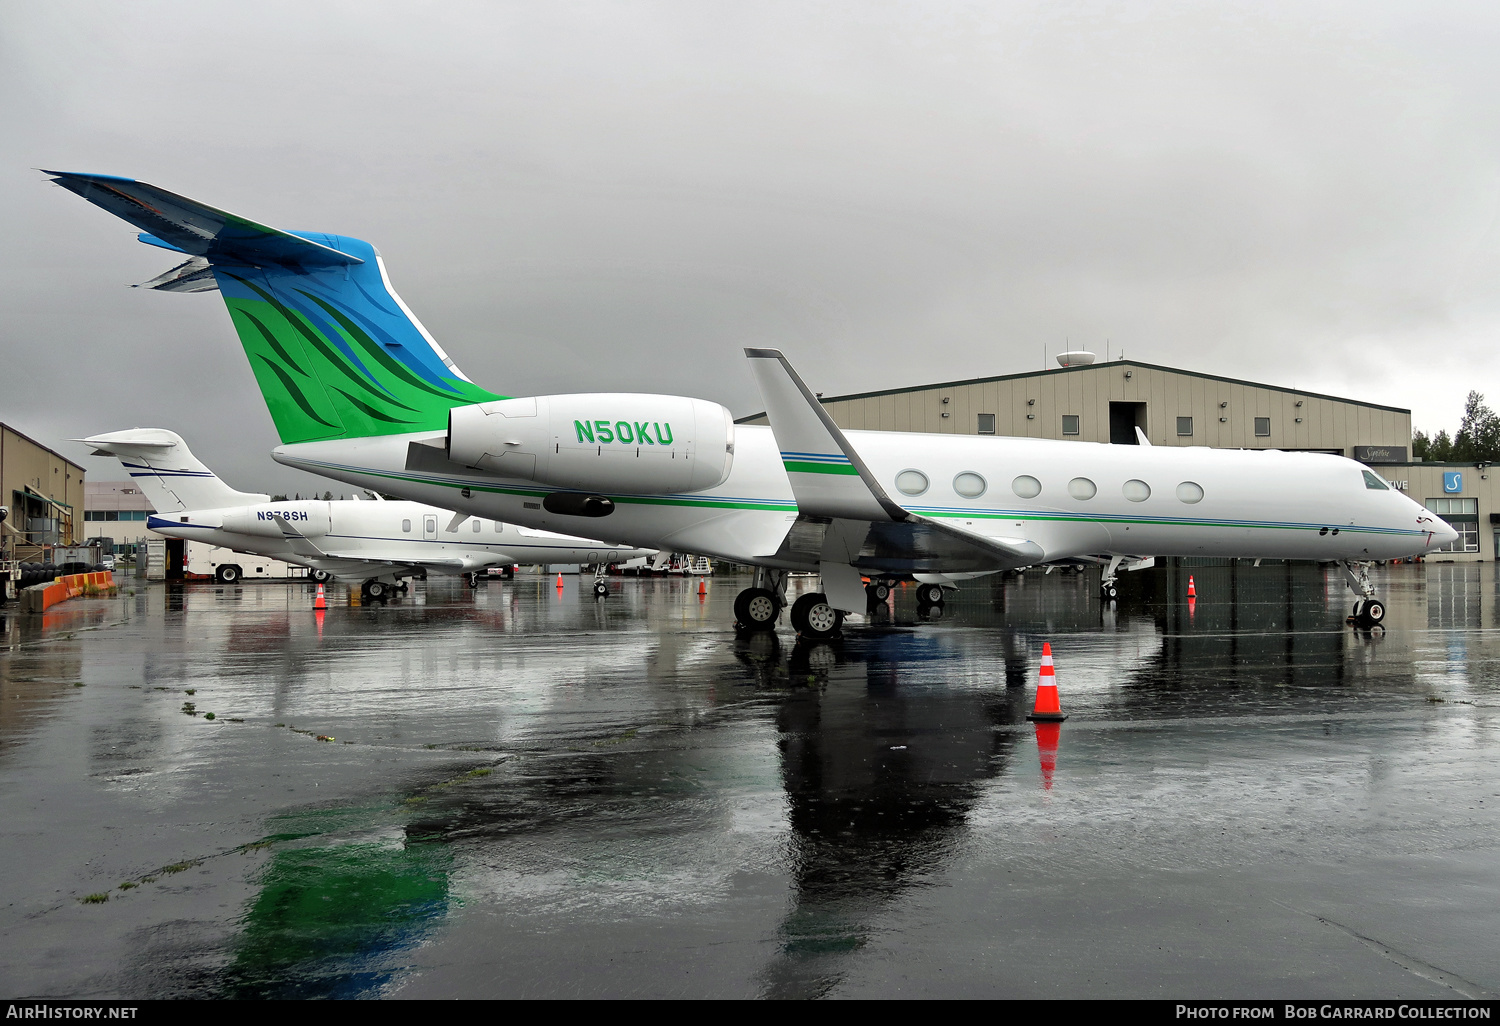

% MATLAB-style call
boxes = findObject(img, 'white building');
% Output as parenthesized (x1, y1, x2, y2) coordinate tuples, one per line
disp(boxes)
(82, 481, 155, 556)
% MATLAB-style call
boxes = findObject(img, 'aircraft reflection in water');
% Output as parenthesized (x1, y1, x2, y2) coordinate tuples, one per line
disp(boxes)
(208, 811, 451, 998)
(1107, 561, 1425, 707)
(738, 631, 1031, 998)
(86, 563, 1453, 999)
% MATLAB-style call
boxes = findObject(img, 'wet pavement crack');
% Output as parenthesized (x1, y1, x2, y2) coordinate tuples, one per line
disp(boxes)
(1278, 902, 1492, 999)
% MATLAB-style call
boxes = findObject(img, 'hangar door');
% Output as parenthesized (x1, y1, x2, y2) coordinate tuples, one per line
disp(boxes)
(1109, 402, 1147, 444)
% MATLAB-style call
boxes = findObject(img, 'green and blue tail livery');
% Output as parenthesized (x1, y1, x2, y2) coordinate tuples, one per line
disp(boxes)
(45, 171, 501, 444)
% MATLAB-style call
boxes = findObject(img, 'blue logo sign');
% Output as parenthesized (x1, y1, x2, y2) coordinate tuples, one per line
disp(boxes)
(1444, 472, 1463, 493)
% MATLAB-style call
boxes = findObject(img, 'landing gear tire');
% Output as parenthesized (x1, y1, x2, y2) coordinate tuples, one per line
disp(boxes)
(915, 583, 945, 606)
(397, 582, 409, 594)
(466, 572, 480, 589)
(734, 587, 779, 631)
(790, 592, 843, 640)
(364, 580, 388, 602)
(593, 581, 610, 598)
(865, 581, 891, 604)
(215, 565, 241, 584)
(1351, 598, 1385, 627)
(1101, 582, 1118, 600)
(311, 569, 332, 584)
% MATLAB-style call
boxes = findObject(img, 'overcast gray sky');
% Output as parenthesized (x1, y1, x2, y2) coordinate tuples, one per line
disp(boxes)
(3, 0, 1499, 493)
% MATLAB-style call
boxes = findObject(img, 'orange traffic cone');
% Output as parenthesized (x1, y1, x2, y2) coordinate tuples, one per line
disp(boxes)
(556, 573, 564, 589)
(698, 578, 707, 597)
(1187, 575, 1197, 598)
(314, 582, 327, 610)
(1026, 642, 1068, 722)
(1034, 721, 1060, 790)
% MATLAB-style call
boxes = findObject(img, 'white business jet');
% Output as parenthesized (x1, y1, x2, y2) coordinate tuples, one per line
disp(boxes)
(50, 172, 1455, 632)
(80, 428, 654, 600)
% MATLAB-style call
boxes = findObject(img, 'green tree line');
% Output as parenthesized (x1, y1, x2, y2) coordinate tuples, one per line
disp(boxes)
(1413, 391, 1500, 463)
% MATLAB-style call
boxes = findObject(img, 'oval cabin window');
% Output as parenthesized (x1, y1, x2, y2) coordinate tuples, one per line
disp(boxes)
(1176, 481, 1205, 504)
(1068, 477, 1097, 500)
(1012, 475, 1042, 498)
(1123, 479, 1151, 502)
(402, 519, 412, 533)
(953, 472, 987, 498)
(895, 470, 929, 496)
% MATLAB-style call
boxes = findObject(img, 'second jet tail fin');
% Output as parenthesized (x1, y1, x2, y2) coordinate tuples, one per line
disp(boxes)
(79, 428, 268, 513)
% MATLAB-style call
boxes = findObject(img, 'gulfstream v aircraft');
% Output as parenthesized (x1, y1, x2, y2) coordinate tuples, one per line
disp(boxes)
(81, 428, 654, 599)
(50, 172, 1456, 634)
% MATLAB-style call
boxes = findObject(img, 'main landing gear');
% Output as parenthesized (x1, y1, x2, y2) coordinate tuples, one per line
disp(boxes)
(789, 593, 843, 640)
(914, 582, 947, 619)
(360, 577, 408, 603)
(734, 587, 780, 630)
(734, 571, 844, 639)
(734, 568, 788, 634)
(1341, 560, 1386, 628)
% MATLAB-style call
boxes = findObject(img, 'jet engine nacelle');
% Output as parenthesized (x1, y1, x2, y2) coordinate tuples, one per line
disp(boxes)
(220, 504, 331, 538)
(447, 394, 735, 494)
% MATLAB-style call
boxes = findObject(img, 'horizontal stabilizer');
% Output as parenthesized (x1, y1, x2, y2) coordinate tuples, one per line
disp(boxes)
(80, 427, 267, 512)
(43, 171, 362, 268)
(135, 256, 218, 293)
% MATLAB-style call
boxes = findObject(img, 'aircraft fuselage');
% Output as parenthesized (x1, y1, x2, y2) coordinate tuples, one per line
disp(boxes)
(273, 424, 1452, 570)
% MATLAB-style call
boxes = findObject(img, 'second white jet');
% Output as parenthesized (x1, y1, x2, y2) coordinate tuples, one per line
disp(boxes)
(82, 428, 655, 600)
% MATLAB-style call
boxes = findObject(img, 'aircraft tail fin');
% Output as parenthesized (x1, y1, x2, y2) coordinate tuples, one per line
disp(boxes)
(46, 171, 502, 445)
(79, 428, 268, 513)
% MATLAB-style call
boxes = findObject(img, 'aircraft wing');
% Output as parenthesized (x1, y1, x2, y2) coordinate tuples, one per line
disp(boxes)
(759, 514, 1043, 575)
(270, 514, 328, 560)
(746, 349, 1044, 604)
(267, 514, 486, 579)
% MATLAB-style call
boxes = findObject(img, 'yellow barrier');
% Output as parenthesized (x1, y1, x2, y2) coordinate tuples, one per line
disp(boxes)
(25, 571, 116, 613)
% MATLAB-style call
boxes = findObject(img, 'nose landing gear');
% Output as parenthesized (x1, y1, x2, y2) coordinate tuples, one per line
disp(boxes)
(1340, 561, 1386, 628)
(1350, 598, 1386, 627)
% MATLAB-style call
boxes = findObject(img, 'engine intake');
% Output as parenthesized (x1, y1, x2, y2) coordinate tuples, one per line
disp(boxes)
(448, 393, 735, 494)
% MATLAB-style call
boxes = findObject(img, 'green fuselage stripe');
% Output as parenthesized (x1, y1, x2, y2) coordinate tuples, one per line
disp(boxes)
(784, 461, 859, 475)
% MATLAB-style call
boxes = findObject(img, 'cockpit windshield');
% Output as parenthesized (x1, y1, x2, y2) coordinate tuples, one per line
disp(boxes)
(1362, 470, 1390, 491)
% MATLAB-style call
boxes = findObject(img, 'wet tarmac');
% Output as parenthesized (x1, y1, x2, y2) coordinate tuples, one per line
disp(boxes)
(0, 563, 1497, 999)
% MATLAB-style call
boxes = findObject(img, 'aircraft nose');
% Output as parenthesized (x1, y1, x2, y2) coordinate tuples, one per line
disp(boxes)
(1418, 511, 1458, 552)
(1435, 519, 1459, 547)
